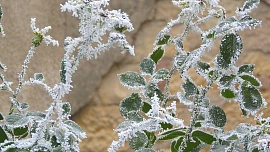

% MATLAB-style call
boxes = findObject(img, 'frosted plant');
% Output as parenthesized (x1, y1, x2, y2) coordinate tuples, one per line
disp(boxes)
(0, 0, 134, 151)
(110, 0, 270, 151)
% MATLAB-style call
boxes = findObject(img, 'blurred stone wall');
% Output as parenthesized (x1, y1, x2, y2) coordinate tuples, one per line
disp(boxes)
(0, 0, 269, 152)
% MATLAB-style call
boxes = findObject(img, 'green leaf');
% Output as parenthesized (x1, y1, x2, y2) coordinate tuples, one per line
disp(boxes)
(0, 126, 8, 143)
(209, 105, 226, 127)
(5, 113, 29, 128)
(120, 93, 143, 119)
(160, 122, 173, 130)
(136, 148, 156, 152)
(157, 34, 171, 45)
(128, 131, 148, 150)
(114, 25, 127, 33)
(159, 129, 185, 140)
(220, 33, 243, 65)
(221, 89, 236, 99)
(143, 83, 164, 101)
(171, 137, 183, 152)
(60, 60, 66, 84)
(0, 112, 4, 120)
(32, 33, 43, 47)
(182, 79, 197, 98)
(206, 31, 216, 39)
(150, 47, 164, 64)
(142, 102, 151, 113)
(219, 75, 236, 87)
(192, 130, 216, 144)
(151, 68, 169, 82)
(34, 73, 44, 81)
(252, 148, 259, 152)
(51, 128, 64, 147)
(239, 74, 261, 87)
(118, 72, 146, 89)
(182, 137, 201, 152)
(62, 102, 71, 116)
(241, 84, 263, 111)
(238, 64, 255, 74)
(13, 126, 28, 137)
(140, 58, 156, 75)
(64, 120, 86, 138)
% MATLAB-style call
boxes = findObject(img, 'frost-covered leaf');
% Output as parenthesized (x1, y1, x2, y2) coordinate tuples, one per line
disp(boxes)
(136, 148, 156, 152)
(34, 73, 44, 82)
(51, 128, 64, 147)
(239, 15, 261, 28)
(125, 111, 143, 122)
(0, 112, 4, 120)
(144, 131, 156, 148)
(214, 54, 229, 69)
(159, 128, 185, 140)
(0, 62, 6, 71)
(219, 75, 236, 87)
(157, 34, 171, 45)
(175, 54, 188, 68)
(221, 89, 236, 99)
(116, 121, 134, 130)
(118, 72, 146, 89)
(139, 58, 156, 75)
(31, 145, 51, 152)
(128, 131, 148, 150)
(171, 137, 182, 152)
(62, 102, 71, 117)
(60, 60, 66, 84)
(26, 111, 46, 120)
(19, 102, 29, 111)
(142, 102, 151, 113)
(210, 141, 231, 152)
(120, 93, 143, 119)
(150, 47, 164, 64)
(196, 61, 210, 74)
(192, 130, 216, 144)
(238, 0, 260, 14)
(5, 113, 29, 128)
(151, 68, 169, 82)
(238, 64, 254, 74)
(240, 84, 263, 111)
(215, 17, 238, 34)
(220, 33, 243, 66)
(182, 79, 197, 98)
(0, 126, 8, 143)
(239, 74, 261, 87)
(64, 120, 86, 138)
(143, 83, 164, 101)
(209, 105, 226, 127)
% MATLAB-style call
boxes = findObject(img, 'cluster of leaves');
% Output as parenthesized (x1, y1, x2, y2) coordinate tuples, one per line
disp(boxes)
(0, 0, 134, 151)
(110, 0, 270, 152)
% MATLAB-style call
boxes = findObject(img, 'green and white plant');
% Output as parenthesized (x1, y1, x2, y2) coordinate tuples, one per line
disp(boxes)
(110, 0, 270, 152)
(0, 0, 134, 151)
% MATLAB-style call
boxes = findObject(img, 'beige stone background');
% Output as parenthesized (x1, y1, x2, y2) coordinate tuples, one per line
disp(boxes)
(0, 0, 269, 152)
